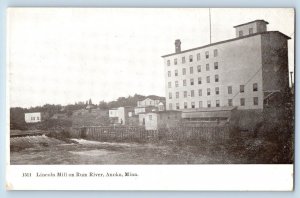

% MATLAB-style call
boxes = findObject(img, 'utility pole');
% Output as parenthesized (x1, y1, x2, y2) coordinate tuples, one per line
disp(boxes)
(209, 8, 212, 44)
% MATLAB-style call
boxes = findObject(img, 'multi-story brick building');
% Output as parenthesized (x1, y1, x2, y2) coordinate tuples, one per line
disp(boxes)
(162, 20, 290, 112)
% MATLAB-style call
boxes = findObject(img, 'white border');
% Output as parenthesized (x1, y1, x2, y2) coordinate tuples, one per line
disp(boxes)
(6, 165, 294, 191)
(5, 7, 294, 191)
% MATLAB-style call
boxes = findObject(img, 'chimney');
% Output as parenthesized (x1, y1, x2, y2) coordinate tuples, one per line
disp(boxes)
(175, 39, 181, 53)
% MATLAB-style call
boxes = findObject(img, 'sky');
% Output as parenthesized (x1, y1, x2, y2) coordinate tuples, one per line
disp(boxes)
(8, 8, 294, 108)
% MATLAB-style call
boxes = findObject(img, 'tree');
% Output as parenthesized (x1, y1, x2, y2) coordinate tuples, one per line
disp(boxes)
(99, 101, 109, 110)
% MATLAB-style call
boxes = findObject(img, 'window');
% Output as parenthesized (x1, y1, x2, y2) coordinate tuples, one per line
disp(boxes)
(205, 51, 209, 59)
(214, 49, 218, 57)
(168, 71, 171, 77)
(191, 102, 195, 109)
(176, 103, 180, 109)
(239, 30, 243, 37)
(189, 55, 193, 62)
(253, 97, 258, 105)
(169, 103, 173, 110)
(240, 85, 245, 93)
(215, 87, 219, 95)
(37, 117, 39, 120)
(169, 92, 172, 99)
(206, 76, 210, 83)
(216, 100, 220, 107)
(228, 86, 232, 94)
(228, 99, 233, 106)
(198, 89, 202, 96)
(175, 81, 179, 87)
(167, 60, 170, 66)
(168, 82, 171, 88)
(198, 77, 202, 85)
(184, 91, 187, 98)
(197, 65, 201, 72)
(215, 75, 219, 82)
(253, 83, 258, 92)
(206, 64, 210, 71)
(199, 101, 203, 107)
(175, 70, 178, 76)
(174, 58, 177, 65)
(249, 28, 253, 34)
(184, 102, 188, 109)
(149, 115, 152, 120)
(207, 88, 211, 96)
(240, 98, 245, 106)
(207, 101, 211, 108)
(190, 79, 194, 85)
(191, 90, 194, 97)
(176, 92, 179, 99)
(182, 56, 186, 64)
(183, 79, 187, 86)
(197, 53, 200, 61)
(182, 68, 186, 75)
(214, 62, 218, 70)
(190, 67, 193, 74)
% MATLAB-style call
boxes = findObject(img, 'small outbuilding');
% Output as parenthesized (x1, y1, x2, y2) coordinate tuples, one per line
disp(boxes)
(144, 110, 182, 130)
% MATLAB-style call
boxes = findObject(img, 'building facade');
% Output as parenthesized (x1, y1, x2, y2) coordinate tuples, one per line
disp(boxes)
(135, 97, 165, 115)
(109, 106, 134, 125)
(24, 112, 41, 123)
(162, 20, 290, 111)
(144, 111, 182, 130)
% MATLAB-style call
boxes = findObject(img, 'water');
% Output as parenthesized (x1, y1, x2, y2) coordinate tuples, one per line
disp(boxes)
(10, 135, 229, 164)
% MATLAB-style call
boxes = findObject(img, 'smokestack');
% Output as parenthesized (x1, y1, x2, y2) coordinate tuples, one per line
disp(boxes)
(175, 39, 181, 53)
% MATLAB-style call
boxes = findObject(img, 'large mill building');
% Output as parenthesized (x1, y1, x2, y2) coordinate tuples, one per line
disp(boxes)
(162, 20, 290, 114)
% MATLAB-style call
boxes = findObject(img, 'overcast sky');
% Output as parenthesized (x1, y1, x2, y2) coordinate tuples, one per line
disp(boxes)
(8, 8, 294, 108)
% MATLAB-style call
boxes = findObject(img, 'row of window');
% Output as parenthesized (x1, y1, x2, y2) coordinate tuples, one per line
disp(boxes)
(30, 117, 40, 121)
(168, 97, 259, 110)
(168, 62, 219, 77)
(167, 49, 218, 66)
(168, 83, 258, 99)
(168, 75, 220, 88)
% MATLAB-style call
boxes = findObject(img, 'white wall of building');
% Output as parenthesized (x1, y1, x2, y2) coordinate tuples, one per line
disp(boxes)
(134, 107, 146, 115)
(137, 98, 160, 107)
(163, 34, 264, 111)
(109, 107, 125, 124)
(144, 113, 158, 130)
(24, 112, 41, 123)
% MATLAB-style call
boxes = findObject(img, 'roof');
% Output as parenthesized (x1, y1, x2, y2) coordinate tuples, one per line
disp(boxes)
(182, 107, 237, 119)
(86, 104, 94, 109)
(233, 20, 269, 28)
(182, 106, 237, 113)
(109, 106, 134, 110)
(25, 112, 41, 114)
(145, 110, 182, 115)
(161, 31, 290, 58)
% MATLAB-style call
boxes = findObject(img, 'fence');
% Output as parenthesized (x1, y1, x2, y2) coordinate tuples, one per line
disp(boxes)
(70, 124, 234, 143)
(71, 126, 158, 142)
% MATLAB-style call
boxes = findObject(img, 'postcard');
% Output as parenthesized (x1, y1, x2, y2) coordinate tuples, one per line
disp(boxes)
(6, 8, 294, 190)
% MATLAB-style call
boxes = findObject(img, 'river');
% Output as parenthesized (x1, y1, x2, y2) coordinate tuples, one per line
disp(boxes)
(10, 135, 229, 164)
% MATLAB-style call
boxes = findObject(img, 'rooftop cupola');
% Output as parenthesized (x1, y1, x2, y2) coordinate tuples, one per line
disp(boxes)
(233, 20, 269, 38)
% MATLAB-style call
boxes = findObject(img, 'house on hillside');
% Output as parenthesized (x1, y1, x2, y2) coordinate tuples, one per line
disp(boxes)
(134, 96, 165, 115)
(24, 112, 42, 123)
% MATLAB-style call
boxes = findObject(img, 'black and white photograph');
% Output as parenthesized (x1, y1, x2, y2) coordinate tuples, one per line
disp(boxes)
(6, 8, 295, 190)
